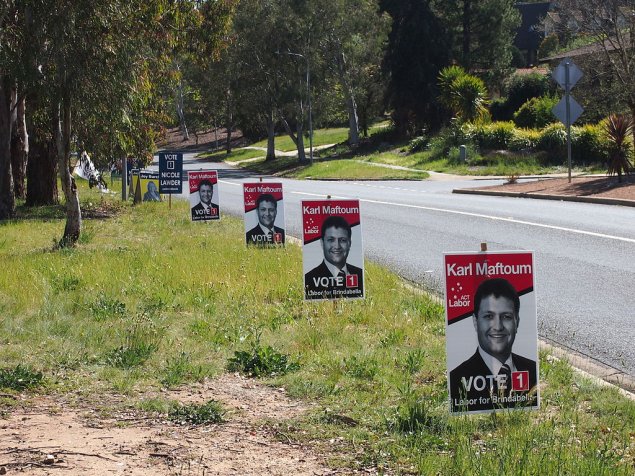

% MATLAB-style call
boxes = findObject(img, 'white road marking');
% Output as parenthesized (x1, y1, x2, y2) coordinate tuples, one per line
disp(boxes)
(291, 191, 635, 244)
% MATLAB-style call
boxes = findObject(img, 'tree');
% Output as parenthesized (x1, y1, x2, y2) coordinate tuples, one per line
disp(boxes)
(380, 0, 451, 136)
(557, 0, 635, 154)
(434, 0, 520, 82)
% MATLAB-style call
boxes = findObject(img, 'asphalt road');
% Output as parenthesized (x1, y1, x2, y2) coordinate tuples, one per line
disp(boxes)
(153, 152, 635, 378)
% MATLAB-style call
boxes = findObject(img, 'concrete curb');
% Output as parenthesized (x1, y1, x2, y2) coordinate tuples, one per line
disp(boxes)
(453, 188, 635, 207)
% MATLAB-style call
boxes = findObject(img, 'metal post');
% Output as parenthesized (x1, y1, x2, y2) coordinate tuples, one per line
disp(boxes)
(122, 157, 127, 201)
(565, 61, 572, 183)
(307, 58, 313, 165)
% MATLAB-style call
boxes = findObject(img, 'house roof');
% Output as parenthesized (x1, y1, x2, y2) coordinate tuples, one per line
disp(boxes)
(514, 2, 552, 50)
(541, 37, 623, 62)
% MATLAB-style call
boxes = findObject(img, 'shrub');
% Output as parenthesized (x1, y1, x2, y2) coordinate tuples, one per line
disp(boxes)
(573, 123, 607, 164)
(508, 128, 540, 151)
(537, 123, 567, 162)
(227, 344, 299, 377)
(538, 33, 559, 59)
(505, 71, 552, 114)
(168, 399, 225, 425)
(0, 365, 44, 391)
(513, 95, 558, 129)
(472, 121, 516, 150)
(605, 114, 633, 182)
(408, 134, 429, 153)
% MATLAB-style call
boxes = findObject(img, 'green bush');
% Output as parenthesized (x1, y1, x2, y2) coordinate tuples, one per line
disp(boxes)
(537, 123, 567, 162)
(573, 123, 608, 164)
(0, 365, 44, 391)
(513, 95, 558, 129)
(506, 72, 552, 113)
(508, 128, 541, 151)
(168, 399, 225, 425)
(227, 344, 299, 377)
(538, 33, 559, 59)
(472, 121, 516, 149)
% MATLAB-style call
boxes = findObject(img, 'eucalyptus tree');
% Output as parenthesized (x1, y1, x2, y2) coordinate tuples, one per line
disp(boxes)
(318, 0, 390, 146)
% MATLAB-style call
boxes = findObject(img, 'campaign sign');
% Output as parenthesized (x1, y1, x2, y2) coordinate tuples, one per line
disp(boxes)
(188, 170, 220, 221)
(445, 251, 539, 415)
(243, 182, 285, 246)
(302, 199, 364, 301)
(158, 152, 183, 194)
(135, 170, 161, 203)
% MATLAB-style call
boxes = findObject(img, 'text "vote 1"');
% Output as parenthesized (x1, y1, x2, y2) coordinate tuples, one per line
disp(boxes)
(311, 274, 359, 288)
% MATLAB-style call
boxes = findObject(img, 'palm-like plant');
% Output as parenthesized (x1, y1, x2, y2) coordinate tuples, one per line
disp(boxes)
(438, 66, 489, 123)
(605, 114, 633, 183)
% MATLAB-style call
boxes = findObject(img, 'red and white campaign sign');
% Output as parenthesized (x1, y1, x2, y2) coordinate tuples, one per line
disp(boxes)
(188, 170, 220, 221)
(302, 199, 364, 301)
(444, 251, 539, 415)
(243, 182, 285, 246)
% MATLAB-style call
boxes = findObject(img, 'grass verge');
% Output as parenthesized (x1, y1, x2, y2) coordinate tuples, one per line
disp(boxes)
(1, 189, 634, 474)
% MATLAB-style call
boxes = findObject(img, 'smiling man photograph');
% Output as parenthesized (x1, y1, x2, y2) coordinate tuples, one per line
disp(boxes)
(304, 215, 363, 299)
(449, 277, 537, 412)
(245, 194, 285, 245)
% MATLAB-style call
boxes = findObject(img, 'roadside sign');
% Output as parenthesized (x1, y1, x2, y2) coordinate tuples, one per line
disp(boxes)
(188, 170, 220, 221)
(158, 152, 183, 194)
(552, 58, 583, 90)
(552, 96, 584, 126)
(136, 170, 161, 203)
(243, 182, 285, 246)
(445, 250, 539, 415)
(302, 199, 364, 301)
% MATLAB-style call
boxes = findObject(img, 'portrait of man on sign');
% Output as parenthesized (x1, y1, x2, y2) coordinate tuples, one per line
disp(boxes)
(304, 215, 363, 299)
(190, 178, 219, 221)
(449, 277, 538, 413)
(245, 193, 285, 245)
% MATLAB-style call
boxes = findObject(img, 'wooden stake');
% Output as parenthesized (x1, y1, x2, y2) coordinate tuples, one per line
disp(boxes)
(480, 242, 487, 252)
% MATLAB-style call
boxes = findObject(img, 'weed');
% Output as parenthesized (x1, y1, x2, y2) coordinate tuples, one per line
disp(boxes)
(387, 398, 447, 435)
(161, 352, 204, 388)
(403, 349, 426, 375)
(343, 355, 378, 380)
(105, 322, 160, 369)
(89, 293, 126, 320)
(0, 365, 44, 391)
(227, 344, 299, 377)
(168, 399, 225, 425)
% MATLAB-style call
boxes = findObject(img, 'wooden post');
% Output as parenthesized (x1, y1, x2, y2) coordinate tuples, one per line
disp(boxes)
(480, 242, 488, 252)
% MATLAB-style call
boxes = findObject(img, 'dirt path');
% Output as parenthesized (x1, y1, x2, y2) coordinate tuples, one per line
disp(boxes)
(0, 374, 335, 475)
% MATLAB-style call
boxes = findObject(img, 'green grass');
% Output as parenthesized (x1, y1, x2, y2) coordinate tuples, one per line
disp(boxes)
(197, 147, 265, 162)
(231, 154, 429, 180)
(1, 188, 634, 473)
(251, 126, 351, 152)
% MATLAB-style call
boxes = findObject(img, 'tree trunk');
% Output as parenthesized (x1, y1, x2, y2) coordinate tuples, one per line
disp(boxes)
(176, 73, 189, 141)
(296, 112, 307, 163)
(462, 0, 471, 68)
(225, 87, 233, 154)
(0, 75, 15, 219)
(336, 51, 359, 146)
(26, 138, 58, 206)
(11, 90, 28, 199)
(55, 96, 81, 247)
(266, 109, 276, 161)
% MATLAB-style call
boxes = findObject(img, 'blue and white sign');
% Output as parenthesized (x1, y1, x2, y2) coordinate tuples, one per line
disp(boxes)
(158, 152, 183, 194)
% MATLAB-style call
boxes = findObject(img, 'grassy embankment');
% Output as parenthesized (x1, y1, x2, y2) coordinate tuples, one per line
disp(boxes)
(1, 183, 634, 474)
(205, 123, 603, 179)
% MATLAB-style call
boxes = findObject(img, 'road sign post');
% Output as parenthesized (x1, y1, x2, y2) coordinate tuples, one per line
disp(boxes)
(552, 59, 584, 183)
